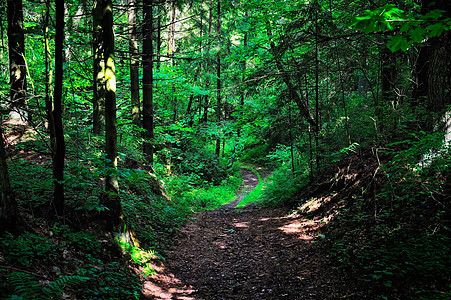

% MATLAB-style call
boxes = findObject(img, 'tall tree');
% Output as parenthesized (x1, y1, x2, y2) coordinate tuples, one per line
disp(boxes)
(411, 0, 451, 130)
(237, 11, 248, 138)
(128, 0, 140, 126)
(425, 0, 451, 118)
(44, 0, 56, 151)
(93, 0, 105, 134)
(203, 3, 214, 124)
(6, 0, 27, 122)
(215, 0, 221, 157)
(102, 0, 121, 222)
(0, 123, 18, 232)
(142, 0, 154, 165)
(167, 0, 175, 56)
(52, 0, 66, 215)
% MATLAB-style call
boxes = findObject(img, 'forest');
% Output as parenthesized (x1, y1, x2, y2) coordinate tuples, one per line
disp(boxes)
(0, 0, 450, 299)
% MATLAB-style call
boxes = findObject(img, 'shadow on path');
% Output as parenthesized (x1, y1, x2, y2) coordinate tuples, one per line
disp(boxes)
(141, 167, 348, 299)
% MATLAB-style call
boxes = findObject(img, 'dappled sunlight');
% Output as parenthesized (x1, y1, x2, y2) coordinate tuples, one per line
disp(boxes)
(259, 215, 288, 222)
(213, 240, 227, 249)
(140, 263, 197, 299)
(298, 193, 338, 214)
(233, 221, 250, 228)
(276, 199, 338, 240)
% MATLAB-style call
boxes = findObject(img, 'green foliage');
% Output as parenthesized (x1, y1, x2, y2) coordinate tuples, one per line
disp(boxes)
(75, 261, 141, 299)
(0, 232, 56, 266)
(6, 272, 89, 300)
(261, 166, 309, 207)
(351, 4, 451, 51)
(117, 238, 158, 276)
(165, 165, 242, 211)
(172, 144, 228, 185)
(329, 132, 450, 297)
(239, 142, 269, 164)
(257, 145, 310, 207)
(51, 223, 101, 255)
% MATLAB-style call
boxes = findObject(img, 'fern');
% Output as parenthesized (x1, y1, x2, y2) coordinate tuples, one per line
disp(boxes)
(43, 275, 90, 299)
(7, 272, 41, 299)
(6, 272, 90, 300)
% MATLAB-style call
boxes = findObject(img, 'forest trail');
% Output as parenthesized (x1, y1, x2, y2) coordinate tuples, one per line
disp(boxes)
(142, 168, 348, 299)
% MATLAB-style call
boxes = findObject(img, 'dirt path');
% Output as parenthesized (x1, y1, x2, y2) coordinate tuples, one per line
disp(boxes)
(143, 168, 348, 299)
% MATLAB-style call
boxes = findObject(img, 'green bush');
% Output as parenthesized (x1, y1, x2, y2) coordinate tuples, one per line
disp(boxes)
(172, 144, 228, 185)
(75, 261, 140, 299)
(0, 232, 57, 266)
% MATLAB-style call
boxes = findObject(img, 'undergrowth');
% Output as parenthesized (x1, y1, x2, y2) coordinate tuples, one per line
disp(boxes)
(323, 133, 451, 298)
(258, 144, 310, 207)
(1, 125, 243, 299)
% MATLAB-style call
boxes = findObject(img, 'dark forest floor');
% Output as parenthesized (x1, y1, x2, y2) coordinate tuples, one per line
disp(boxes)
(141, 168, 352, 299)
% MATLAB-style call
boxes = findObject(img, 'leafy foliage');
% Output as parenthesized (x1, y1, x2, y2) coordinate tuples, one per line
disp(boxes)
(6, 272, 89, 300)
(352, 4, 451, 51)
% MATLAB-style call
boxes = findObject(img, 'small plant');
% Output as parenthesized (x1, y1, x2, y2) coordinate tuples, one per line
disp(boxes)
(117, 237, 158, 276)
(75, 262, 141, 299)
(0, 232, 57, 266)
(6, 271, 89, 300)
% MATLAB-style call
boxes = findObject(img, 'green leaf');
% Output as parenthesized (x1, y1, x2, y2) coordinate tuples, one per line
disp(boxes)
(427, 22, 445, 37)
(409, 27, 427, 43)
(387, 36, 409, 52)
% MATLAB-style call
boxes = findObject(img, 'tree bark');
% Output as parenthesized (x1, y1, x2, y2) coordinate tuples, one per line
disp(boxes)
(215, 0, 221, 157)
(142, 0, 154, 165)
(0, 123, 18, 233)
(202, 3, 214, 125)
(44, 0, 56, 151)
(416, 0, 451, 130)
(128, 0, 140, 126)
(237, 11, 248, 138)
(93, 0, 105, 134)
(7, 0, 27, 122)
(102, 0, 121, 224)
(167, 0, 175, 56)
(428, 31, 451, 116)
(53, 0, 66, 216)
(156, 9, 161, 71)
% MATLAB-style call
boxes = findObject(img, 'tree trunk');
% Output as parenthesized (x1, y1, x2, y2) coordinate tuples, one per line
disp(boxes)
(128, 0, 140, 126)
(167, 0, 175, 56)
(142, 0, 154, 165)
(7, 0, 27, 123)
(426, 0, 451, 119)
(102, 0, 121, 223)
(53, 0, 66, 216)
(44, 0, 56, 151)
(202, 3, 214, 125)
(414, 0, 451, 131)
(93, 0, 105, 134)
(314, 8, 320, 172)
(215, 0, 221, 158)
(428, 31, 451, 116)
(0, 123, 18, 233)
(237, 11, 248, 138)
(156, 9, 161, 71)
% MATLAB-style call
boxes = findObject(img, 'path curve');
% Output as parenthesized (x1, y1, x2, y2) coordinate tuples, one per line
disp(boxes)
(143, 167, 347, 299)
(222, 167, 260, 210)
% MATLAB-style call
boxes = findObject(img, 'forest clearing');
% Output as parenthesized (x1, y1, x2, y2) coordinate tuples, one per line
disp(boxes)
(1, 0, 450, 299)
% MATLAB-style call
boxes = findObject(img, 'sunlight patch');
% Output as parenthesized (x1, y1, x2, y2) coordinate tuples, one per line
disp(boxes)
(233, 221, 250, 228)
